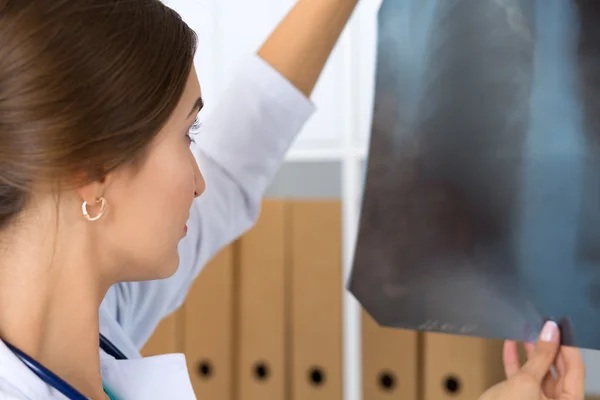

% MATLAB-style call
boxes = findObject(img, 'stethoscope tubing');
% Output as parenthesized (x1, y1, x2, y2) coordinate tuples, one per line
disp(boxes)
(4, 334, 127, 400)
(4, 339, 89, 400)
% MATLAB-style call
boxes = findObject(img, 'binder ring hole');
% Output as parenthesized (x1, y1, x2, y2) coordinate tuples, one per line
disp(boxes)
(443, 375, 462, 394)
(378, 370, 397, 391)
(308, 366, 325, 386)
(253, 361, 270, 381)
(197, 360, 213, 378)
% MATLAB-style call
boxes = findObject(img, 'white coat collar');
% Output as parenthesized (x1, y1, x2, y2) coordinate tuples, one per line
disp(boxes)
(0, 339, 197, 400)
(100, 352, 196, 399)
(0, 339, 66, 399)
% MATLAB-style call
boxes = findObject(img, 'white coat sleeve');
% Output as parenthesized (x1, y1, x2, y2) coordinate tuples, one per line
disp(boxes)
(100, 54, 315, 349)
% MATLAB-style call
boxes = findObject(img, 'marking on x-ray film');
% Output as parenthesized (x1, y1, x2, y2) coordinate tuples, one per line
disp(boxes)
(418, 320, 478, 334)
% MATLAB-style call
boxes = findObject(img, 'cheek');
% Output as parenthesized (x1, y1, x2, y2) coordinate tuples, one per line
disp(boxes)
(123, 151, 195, 238)
(154, 158, 196, 218)
(102, 146, 197, 279)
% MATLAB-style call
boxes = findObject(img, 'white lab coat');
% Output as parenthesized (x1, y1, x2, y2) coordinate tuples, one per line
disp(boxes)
(0, 54, 315, 399)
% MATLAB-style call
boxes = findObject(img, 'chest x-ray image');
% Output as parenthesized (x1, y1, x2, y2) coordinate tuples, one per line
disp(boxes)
(348, 0, 600, 350)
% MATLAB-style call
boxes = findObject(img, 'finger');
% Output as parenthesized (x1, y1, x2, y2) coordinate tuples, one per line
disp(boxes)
(554, 353, 565, 395)
(542, 368, 557, 399)
(559, 345, 585, 400)
(503, 340, 521, 378)
(540, 343, 560, 399)
(520, 321, 560, 383)
(524, 341, 535, 360)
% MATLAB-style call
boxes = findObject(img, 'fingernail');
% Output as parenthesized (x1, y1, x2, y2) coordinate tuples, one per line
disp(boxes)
(540, 321, 559, 342)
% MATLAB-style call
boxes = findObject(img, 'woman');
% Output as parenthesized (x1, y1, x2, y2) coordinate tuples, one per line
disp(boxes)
(0, 0, 586, 399)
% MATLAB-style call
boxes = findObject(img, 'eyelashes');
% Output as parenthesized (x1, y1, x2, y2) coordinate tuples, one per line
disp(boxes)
(187, 117, 203, 144)
(190, 117, 202, 132)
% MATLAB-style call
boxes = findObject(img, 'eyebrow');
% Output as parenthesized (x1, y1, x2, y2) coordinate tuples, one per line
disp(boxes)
(188, 97, 204, 118)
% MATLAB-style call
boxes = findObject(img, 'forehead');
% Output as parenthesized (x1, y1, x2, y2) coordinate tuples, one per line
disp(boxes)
(176, 66, 202, 119)
(144, 66, 201, 150)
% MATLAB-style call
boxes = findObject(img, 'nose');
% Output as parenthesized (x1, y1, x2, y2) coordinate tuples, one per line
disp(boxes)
(191, 155, 205, 198)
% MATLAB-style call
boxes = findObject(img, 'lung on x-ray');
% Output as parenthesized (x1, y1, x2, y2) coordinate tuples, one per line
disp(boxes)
(348, 0, 600, 349)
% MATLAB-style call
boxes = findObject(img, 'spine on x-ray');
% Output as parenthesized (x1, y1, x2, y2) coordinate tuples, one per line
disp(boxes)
(408, 0, 536, 260)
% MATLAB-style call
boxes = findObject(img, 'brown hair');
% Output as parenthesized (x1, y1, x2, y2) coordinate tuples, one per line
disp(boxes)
(0, 0, 197, 229)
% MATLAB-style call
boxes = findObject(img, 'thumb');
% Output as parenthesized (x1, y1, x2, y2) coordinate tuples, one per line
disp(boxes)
(520, 321, 560, 383)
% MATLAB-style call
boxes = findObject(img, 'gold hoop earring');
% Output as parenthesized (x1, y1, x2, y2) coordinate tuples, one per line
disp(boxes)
(82, 197, 107, 222)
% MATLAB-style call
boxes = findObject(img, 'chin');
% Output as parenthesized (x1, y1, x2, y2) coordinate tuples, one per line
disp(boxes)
(125, 247, 181, 282)
(116, 250, 180, 283)
(154, 252, 181, 280)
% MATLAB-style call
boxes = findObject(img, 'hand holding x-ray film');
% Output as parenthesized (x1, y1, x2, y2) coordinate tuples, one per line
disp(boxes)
(349, 0, 600, 350)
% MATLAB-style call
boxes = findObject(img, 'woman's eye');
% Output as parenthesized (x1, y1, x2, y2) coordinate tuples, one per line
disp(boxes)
(187, 117, 203, 145)
(186, 132, 196, 145)
(190, 117, 202, 132)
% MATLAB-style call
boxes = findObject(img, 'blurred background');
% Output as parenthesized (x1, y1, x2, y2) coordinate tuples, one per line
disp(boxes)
(147, 0, 600, 398)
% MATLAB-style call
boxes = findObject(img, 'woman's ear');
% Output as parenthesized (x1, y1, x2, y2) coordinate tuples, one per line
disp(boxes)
(73, 163, 128, 220)
(74, 172, 110, 216)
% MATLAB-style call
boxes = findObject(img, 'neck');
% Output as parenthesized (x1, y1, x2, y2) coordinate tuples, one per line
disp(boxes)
(0, 222, 110, 400)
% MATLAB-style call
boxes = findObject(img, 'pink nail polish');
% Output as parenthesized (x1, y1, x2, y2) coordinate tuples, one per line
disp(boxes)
(540, 321, 559, 342)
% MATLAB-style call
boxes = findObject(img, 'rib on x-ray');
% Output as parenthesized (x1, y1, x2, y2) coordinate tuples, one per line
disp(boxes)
(349, 0, 600, 349)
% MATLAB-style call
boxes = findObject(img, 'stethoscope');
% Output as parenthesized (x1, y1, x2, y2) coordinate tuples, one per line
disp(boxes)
(4, 333, 127, 400)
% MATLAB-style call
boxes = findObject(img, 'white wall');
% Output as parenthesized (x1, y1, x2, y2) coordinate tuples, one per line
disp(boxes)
(164, 0, 600, 397)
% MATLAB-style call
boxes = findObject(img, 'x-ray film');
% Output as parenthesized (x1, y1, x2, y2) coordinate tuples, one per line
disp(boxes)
(349, 0, 600, 349)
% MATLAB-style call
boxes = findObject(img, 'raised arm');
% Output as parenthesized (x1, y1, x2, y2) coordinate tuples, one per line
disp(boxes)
(258, 0, 359, 97)
(101, 0, 361, 351)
